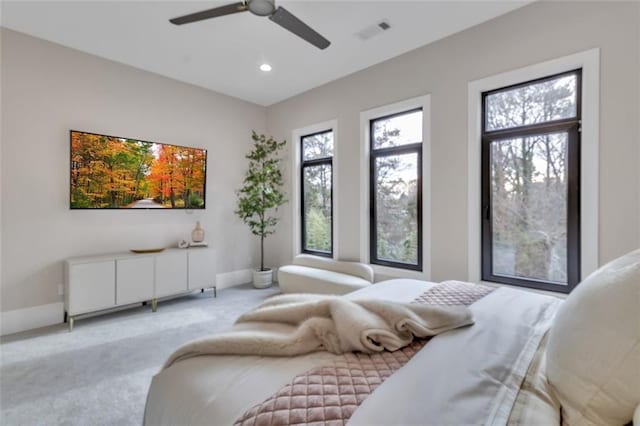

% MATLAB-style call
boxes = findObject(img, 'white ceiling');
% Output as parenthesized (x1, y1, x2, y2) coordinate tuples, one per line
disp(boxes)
(1, 1, 531, 106)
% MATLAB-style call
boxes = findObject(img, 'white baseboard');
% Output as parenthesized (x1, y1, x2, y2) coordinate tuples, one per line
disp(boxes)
(216, 269, 254, 289)
(0, 302, 64, 336)
(0, 268, 255, 336)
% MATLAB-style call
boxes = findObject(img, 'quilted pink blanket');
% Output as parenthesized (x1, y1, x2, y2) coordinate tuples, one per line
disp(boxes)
(234, 281, 494, 426)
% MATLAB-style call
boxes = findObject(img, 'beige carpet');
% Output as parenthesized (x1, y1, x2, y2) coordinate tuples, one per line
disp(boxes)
(0, 284, 279, 425)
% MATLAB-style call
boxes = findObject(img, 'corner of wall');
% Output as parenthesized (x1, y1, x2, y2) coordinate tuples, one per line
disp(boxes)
(637, 1, 640, 248)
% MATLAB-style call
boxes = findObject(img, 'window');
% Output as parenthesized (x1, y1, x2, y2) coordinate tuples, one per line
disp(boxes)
(300, 130, 333, 256)
(370, 108, 423, 271)
(481, 69, 582, 292)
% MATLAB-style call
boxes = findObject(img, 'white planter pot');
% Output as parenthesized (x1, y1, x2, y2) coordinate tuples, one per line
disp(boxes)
(253, 269, 273, 289)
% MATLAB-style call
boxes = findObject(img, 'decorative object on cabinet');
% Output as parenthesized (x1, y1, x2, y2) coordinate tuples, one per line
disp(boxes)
(64, 248, 216, 331)
(235, 131, 288, 288)
(189, 241, 208, 247)
(130, 248, 166, 254)
(191, 221, 205, 242)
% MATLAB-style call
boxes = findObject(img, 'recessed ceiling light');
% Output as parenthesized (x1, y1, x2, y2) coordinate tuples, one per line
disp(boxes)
(260, 63, 272, 72)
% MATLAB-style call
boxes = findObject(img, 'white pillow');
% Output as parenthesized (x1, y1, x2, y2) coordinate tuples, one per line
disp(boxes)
(546, 249, 640, 425)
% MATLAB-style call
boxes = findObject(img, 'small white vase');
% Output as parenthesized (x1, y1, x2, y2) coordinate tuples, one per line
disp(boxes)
(253, 269, 273, 289)
(191, 221, 204, 243)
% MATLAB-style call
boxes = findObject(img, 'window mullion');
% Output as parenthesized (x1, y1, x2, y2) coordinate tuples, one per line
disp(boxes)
(372, 143, 421, 157)
(484, 119, 579, 139)
(301, 157, 332, 167)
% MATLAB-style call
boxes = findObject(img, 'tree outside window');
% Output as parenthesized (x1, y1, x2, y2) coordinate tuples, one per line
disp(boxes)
(301, 130, 333, 256)
(370, 109, 423, 271)
(482, 70, 581, 292)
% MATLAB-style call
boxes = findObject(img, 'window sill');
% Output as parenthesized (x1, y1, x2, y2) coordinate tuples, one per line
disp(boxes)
(370, 263, 430, 282)
(368, 265, 565, 299)
(301, 250, 333, 259)
(477, 280, 567, 299)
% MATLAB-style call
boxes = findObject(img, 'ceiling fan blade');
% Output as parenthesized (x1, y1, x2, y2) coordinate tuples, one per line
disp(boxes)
(269, 7, 330, 50)
(170, 2, 248, 25)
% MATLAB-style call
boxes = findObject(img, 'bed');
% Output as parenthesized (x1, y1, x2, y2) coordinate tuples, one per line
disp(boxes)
(144, 250, 640, 426)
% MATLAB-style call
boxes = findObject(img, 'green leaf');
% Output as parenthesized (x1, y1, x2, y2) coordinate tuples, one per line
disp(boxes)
(235, 131, 288, 256)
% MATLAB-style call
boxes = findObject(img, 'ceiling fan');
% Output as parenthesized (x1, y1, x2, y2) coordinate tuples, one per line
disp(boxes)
(169, 0, 331, 50)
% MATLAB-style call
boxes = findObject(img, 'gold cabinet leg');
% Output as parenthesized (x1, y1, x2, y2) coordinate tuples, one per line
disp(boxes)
(151, 299, 158, 312)
(68, 316, 74, 332)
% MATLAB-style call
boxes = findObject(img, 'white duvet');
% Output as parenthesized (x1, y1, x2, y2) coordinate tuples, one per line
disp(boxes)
(144, 279, 561, 425)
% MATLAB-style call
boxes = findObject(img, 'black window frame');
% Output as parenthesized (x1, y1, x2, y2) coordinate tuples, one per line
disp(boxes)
(369, 107, 423, 271)
(481, 69, 582, 293)
(300, 129, 334, 258)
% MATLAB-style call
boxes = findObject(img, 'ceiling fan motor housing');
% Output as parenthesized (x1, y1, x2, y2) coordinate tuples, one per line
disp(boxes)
(248, 0, 276, 16)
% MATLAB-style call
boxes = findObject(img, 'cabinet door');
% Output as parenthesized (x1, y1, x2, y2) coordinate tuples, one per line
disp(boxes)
(155, 251, 187, 297)
(68, 261, 115, 315)
(117, 257, 154, 305)
(188, 249, 216, 290)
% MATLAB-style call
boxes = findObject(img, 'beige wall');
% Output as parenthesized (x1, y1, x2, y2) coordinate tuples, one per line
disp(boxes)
(266, 1, 640, 280)
(1, 28, 267, 312)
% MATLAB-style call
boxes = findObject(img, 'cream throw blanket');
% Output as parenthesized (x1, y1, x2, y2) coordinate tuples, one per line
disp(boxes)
(163, 293, 473, 369)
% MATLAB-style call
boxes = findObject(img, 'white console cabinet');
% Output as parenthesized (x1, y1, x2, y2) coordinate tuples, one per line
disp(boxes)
(64, 248, 216, 331)
(155, 251, 188, 298)
(116, 256, 155, 305)
(187, 248, 217, 290)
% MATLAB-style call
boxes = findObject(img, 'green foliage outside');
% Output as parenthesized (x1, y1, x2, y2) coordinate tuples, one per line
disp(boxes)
(236, 131, 287, 271)
(372, 125, 419, 265)
(301, 131, 333, 253)
(305, 208, 331, 252)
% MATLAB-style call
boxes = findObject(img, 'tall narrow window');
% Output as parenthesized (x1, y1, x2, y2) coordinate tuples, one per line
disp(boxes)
(481, 69, 581, 292)
(301, 130, 333, 257)
(370, 108, 423, 271)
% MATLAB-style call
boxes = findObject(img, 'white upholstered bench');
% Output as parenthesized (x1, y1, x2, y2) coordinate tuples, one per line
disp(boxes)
(277, 254, 374, 295)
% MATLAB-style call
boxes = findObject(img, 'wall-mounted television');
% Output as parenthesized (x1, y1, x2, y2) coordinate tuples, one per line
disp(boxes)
(70, 130, 207, 209)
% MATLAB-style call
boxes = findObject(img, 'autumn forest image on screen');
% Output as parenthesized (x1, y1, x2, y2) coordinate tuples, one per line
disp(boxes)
(71, 131, 206, 209)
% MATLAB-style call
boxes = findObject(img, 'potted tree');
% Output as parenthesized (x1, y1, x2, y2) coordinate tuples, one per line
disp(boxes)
(235, 131, 287, 288)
